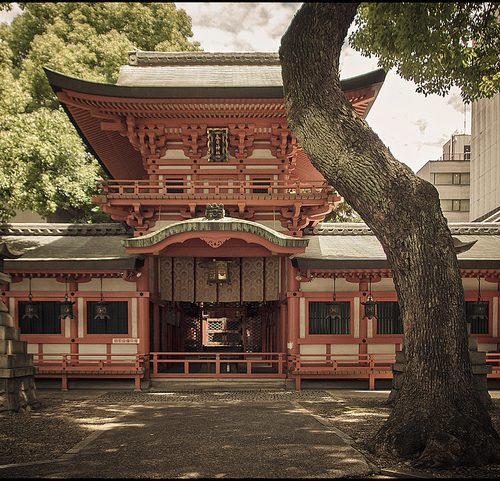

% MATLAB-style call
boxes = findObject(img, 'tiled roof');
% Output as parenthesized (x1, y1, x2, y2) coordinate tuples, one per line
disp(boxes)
(0, 223, 129, 236)
(305, 222, 500, 236)
(128, 51, 281, 66)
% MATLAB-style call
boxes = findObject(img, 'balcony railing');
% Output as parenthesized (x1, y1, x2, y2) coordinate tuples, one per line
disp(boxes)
(98, 179, 335, 199)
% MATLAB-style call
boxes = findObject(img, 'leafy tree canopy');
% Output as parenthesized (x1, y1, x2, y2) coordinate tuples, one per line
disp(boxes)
(350, 2, 499, 102)
(324, 200, 363, 223)
(0, 2, 200, 223)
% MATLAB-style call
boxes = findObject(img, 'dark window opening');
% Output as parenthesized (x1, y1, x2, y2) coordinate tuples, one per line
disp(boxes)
(466, 301, 489, 334)
(309, 301, 350, 335)
(18, 301, 61, 334)
(87, 301, 128, 334)
(375, 301, 403, 334)
(252, 178, 271, 194)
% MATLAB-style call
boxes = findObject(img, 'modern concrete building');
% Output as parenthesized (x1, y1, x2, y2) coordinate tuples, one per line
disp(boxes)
(417, 134, 471, 222)
(470, 93, 500, 222)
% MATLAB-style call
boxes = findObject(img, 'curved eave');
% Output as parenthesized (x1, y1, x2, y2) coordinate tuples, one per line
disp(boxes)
(124, 217, 309, 254)
(44, 67, 386, 100)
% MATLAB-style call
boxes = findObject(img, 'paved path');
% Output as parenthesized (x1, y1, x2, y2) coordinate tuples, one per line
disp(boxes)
(0, 391, 373, 479)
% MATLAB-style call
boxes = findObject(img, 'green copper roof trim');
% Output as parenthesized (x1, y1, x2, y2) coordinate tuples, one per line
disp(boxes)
(123, 217, 309, 249)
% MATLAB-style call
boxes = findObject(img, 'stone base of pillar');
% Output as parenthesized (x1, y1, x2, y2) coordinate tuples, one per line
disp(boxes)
(0, 299, 41, 413)
(1, 375, 41, 413)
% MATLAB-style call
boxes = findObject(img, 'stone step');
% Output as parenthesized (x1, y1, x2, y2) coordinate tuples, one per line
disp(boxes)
(0, 325, 20, 341)
(0, 366, 36, 378)
(0, 354, 34, 369)
(0, 339, 27, 355)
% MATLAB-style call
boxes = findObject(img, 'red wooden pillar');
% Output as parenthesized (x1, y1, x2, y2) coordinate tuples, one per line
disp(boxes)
(137, 257, 151, 355)
(69, 281, 79, 356)
(153, 303, 160, 352)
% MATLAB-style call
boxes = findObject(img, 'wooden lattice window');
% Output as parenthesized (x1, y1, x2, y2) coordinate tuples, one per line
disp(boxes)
(18, 301, 61, 334)
(466, 301, 489, 334)
(375, 302, 403, 335)
(86, 301, 128, 334)
(308, 301, 350, 335)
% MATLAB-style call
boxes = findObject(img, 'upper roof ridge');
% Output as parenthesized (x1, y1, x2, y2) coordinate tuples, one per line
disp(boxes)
(0, 223, 129, 236)
(128, 50, 281, 67)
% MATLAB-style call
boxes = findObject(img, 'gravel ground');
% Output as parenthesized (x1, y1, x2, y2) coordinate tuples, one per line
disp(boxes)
(1, 389, 500, 478)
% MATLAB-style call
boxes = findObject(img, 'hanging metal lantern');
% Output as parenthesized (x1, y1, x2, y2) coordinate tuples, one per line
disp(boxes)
(207, 259, 229, 285)
(23, 295, 39, 320)
(469, 277, 488, 317)
(362, 294, 376, 320)
(94, 300, 111, 320)
(60, 294, 75, 319)
(23, 278, 39, 320)
(94, 277, 111, 320)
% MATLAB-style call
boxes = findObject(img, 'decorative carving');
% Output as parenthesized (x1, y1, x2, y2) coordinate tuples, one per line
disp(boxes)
(181, 124, 208, 160)
(202, 238, 230, 248)
(228, 123, 255, 160)
(125, 117, 167, 160)
(270, 123, 297, 160)
(127, 205, 159, 235)
(205, 204, 225, 219)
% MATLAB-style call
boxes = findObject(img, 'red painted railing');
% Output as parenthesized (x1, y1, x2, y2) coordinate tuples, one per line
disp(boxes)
(98, 179, 335, 198)
(149, 352, 287, 378)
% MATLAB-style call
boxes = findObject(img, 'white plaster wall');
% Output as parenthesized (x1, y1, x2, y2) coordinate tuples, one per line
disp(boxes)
(367, 344, 396, 354)
(111, 343, 137, 360)
(331, 344, 359, 355)
(78, 344, 107, 359)
(353, 297, 360, 338)
(131, 298, 138, 338)
(42, 343, 71, 360)
(300, 277, 359, 292)
(64, 318, 71, 338)
(27, 344, 38, 354)
(299, 297, 306, 338)
(478, 343, 498, 352)
(299, 344, 326, 362)
(77, 298, 84, 337)
(78, 278, 137, 292)
(246, 148, 276, 160)
(11, 278, 62, 292)
(462, 278, 498, 291)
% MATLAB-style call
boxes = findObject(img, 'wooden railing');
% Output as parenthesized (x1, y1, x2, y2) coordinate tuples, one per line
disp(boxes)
(288, 353, 396, 390)
(149, 352, 287, 378)
(33, 353, 149, 391)
(98, 179, 335, 198)
(486, 352, 500, 376)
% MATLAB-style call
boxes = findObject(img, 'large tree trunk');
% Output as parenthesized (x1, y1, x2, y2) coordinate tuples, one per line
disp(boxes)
(279, 2, 500, 468)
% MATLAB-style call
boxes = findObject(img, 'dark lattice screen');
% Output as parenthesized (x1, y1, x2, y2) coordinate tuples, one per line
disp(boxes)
(376, 302, 403, 334)
(19, 301, 61, 334)
(466, 301, 489, 334)
(308, 302, 350, 335)
(87, 301, 128, 334)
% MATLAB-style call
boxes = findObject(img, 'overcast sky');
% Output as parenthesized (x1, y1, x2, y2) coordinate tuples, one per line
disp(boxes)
(1, 2, 470, 173)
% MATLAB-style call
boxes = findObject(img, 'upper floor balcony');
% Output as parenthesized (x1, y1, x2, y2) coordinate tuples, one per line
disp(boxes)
(97, 179, 337, 201)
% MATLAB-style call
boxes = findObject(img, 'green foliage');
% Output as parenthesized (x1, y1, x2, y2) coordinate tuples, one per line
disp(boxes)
(324, 200, 363, 223)
(350, 3, 500, 102)
(0, 2, 200, 222)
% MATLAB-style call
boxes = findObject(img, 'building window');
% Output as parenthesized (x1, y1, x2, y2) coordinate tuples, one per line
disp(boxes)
(464, 145, 471, 161)
(18, 301, 61, 334)
(165, 178, 184, 194)
(465, 301, 489, 334)
(252, 178, 271, 194)
(433, 173, 470, 185)
(441, 199, 470, 212)
(308, 301, 350, 335)
(86, 301, 128, 334)
(375, 302, 403, 334)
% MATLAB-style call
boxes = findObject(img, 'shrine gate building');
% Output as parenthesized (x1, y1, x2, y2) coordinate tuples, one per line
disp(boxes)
(1, 52, 500, 390)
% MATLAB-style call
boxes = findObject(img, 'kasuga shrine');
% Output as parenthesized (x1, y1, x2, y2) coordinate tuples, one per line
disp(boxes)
(1, 51, 500, 391)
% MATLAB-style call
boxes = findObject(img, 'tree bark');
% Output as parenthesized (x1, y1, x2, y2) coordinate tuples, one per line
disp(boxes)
(279, 2, 500, 468)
